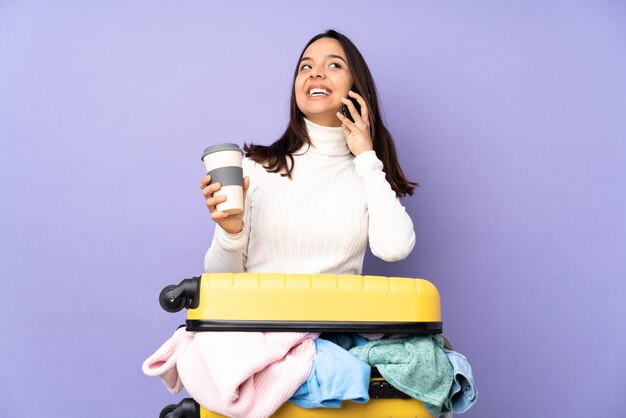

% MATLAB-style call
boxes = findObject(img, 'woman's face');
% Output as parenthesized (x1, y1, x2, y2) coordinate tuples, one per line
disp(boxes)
(294, 37, 353, 127)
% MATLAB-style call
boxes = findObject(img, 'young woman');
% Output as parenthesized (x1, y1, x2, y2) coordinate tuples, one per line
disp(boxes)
(200, 29, 417, 274)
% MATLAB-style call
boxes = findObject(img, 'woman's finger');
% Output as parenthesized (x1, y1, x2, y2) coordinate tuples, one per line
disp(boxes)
(210, 211, 229, 221)
(202, 182, 222, 199)
(205, 195, 226, 210)
(336, 110, 358, 132)
(242, 176, 250, 201)
(200, 175, 212, 189)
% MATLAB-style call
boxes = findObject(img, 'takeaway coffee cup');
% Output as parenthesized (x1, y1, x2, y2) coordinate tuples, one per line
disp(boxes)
(201, 143, 244, 215)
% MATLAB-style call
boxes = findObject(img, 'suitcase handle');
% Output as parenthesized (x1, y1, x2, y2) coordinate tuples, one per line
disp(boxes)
(368, 379, 411, 399)
(159, 277, 201, 312)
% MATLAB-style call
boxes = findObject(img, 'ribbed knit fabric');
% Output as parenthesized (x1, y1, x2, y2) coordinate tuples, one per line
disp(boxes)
(142, 327, 193, 393)
(205, 118, 415, 274)
(142, 329, 319, 418)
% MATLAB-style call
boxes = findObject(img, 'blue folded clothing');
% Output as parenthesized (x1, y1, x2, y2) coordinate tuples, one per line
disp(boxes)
(443, 348, 478, 413)
(289, 338, 370, 408)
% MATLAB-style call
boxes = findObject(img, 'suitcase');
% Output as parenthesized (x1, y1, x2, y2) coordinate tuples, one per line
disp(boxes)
(157, 273, 443, 418)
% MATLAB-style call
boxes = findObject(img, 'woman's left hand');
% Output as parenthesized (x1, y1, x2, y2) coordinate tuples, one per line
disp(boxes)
(336, 90, 374, 156)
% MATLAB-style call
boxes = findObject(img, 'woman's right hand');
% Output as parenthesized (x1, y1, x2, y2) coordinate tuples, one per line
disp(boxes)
(200, 175, 250, 234)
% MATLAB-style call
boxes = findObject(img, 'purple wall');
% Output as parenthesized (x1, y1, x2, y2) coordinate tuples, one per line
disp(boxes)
(1, 1, 625, 416)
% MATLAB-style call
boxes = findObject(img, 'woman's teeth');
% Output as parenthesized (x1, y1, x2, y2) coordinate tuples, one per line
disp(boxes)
(309, 88, 329, 96)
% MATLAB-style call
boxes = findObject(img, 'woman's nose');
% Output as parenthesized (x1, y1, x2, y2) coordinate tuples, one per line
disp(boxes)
(309, 67, 325, 78)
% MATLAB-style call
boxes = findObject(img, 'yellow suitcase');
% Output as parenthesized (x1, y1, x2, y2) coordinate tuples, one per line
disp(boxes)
(159, 273, 441, 334)
(157, 273, 442, 418)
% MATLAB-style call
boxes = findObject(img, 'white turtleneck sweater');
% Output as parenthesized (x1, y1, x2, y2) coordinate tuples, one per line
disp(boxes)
(204, 118, 415, 275)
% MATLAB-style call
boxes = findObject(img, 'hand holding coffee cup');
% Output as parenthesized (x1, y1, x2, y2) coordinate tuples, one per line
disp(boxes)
(200, 143, 248, 234)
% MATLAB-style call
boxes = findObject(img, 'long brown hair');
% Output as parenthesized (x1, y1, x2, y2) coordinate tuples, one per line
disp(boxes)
(244, 29, 417, 197)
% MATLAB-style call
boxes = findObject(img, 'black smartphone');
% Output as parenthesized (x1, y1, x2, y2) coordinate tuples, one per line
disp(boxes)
(341, 89, 362, 122)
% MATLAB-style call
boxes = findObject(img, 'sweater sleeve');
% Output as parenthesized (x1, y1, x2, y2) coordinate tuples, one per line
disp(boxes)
(354, 151, 415, 262)
(203, 158, 254, 273)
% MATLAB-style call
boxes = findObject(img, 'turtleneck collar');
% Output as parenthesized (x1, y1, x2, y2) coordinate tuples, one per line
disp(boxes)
(299, 118, 351, 156)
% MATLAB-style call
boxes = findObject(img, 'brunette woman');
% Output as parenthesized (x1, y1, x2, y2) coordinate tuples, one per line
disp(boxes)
(200, 29, 416, 274)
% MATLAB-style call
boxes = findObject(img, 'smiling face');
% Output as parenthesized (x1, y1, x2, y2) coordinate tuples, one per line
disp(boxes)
(294, 37, 353, 127)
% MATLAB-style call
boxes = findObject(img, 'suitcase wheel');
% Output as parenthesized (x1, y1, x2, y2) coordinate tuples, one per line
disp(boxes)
(159, 404, 177, 418)
(159, 285, 187, 313)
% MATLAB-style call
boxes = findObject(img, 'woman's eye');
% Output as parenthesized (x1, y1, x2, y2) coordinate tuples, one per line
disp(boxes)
(329, 62, 342, 69)
(300, 64, 312, 71)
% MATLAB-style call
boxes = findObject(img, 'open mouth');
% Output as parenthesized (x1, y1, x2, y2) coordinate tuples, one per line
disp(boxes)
(308, 87, 331, 97)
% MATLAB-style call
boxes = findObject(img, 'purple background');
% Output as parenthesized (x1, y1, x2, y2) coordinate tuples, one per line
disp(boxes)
(1, 1, 625, 417)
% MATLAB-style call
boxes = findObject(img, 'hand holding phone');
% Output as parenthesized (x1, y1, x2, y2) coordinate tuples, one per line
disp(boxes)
(337, 90, 373, 156)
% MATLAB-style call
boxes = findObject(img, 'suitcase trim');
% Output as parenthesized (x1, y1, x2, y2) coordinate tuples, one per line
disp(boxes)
(186, 319, 442, 334)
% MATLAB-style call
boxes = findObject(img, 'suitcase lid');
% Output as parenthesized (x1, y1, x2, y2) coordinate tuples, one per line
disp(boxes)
(182, 273, 442, 333)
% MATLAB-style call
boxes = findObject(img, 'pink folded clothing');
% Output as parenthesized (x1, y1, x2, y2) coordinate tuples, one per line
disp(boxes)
(181, 331, 319, 418)
(143, 329, 319, 418)
(142, 326, 194, 393)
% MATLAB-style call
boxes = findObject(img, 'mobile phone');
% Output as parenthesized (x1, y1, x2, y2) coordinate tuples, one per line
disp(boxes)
(341, 90, 362, 123)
